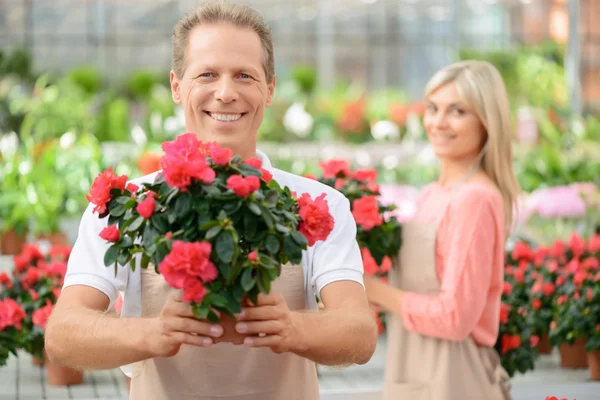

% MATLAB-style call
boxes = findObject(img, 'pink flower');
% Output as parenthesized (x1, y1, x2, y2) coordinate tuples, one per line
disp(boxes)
(530, 335, 540, 348)
(568, 232, 586, 258)
(297, 193, 335, 246)
(361, 248, 378, 275)
(137, 196, 156, 219)
(0, 298, 26, 331)
(226, 175, 260, 197)
(161, 133, 216, 191)
(334, 179, 345, 190)
(532, 299, 542, 310)
(351, 168, 377, 184)
(500, 303, 511, 324)
(502, 282, 513, 295)
(86, 169, 128, 215)
(590, 235, 600, 253)
(352, 196, 383, 231)
(182, 277, 208, 303)
(158, 241, 218, 301)
(99, 225, 120, 242)
(248, 251, 258, 262)
(260, 168, 273, 183)
(0, 272, 12, 289)
(302, 174, 317, 180)
(32, 300, 54, 329)
(542, 282, 556, 297)
(126, 183, 139, 193)
(210, 145, 233, 165)
(318, 159, 350, 179)
(244, 158, 263, 169)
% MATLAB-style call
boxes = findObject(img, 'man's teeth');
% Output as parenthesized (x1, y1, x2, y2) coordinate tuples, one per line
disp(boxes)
(209, 113, 242, 122)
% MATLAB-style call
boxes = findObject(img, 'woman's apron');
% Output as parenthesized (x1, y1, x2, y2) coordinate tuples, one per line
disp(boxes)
(383, 183, 511, 400)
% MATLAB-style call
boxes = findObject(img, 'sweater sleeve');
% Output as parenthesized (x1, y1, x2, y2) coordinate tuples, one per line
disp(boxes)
(400, 192, 499, 341)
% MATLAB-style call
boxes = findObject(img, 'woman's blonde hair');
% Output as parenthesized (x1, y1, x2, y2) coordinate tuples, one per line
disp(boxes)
(424, 60, 521, 230)
(172, 0, 275, 81)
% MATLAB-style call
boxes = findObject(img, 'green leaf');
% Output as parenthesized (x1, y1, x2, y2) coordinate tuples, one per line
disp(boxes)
(104, 245, 119, 267)
(265, 190, 278, 208)
(241, 268, 255, 291)
(206, 225, 222, 240)
(223, 200, 242, 215)
(238, 163, 262, 177)
(141, 253, 150, 270)
(257, 269, 272, 294)
(283, 236, 303, 264)
(151, 213, 169, 233)
(117, 250, 130, 266)
(116, 196, 131, 205)
(248, 202, 262, 216)
(224, 292, 242, 314)
(244, 212, 257, 238)
(193, 304, 210, 319)
(233, 282, 244, 302)
(207, 310, 220, 323)
(261, 207, 274, 230)
(193, 197, 210, 214)
(275, 223, 291, 234)
(265, 235, 280, 254)
(204, 293, 227, 308)
(127, 216, 145, 232)
(109, 204, 126, 217)
(175, 191, 192, 218)
(120, 235, 133, 248)
(199, 220, 220, 231)
(215, 232, 235, 263)
(291, 230, 308, 248)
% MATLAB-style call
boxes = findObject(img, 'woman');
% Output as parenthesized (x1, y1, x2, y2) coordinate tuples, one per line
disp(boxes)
(364, 61, 520, 400)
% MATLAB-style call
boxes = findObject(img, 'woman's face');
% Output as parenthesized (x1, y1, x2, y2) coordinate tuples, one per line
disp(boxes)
(423, 82, 486, 162)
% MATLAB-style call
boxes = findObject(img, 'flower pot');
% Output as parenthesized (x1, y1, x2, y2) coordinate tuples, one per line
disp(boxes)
(32, 355, 45, 366)
(588, 351, 600, 380)
(537, 332, 552, 355)
(559, 338, 588, 369)
(0, 229, 27, 255)
(36, 232, 69, 247)
(45, 353, 84, 386)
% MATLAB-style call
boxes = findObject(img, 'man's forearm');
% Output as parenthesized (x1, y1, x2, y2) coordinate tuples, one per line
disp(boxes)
(45, 308, 153, 370)
(290, 307, 377, 366)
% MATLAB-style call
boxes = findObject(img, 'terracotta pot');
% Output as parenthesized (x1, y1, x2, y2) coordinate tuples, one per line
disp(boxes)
(36, 232, 69, 247)
(537, 332, 552, 355)
(0, 229, 27, 255)
(45, 353, 84, 386)
(559, 337, 589, 369)
(588, 351, 600, 380)
(32, 355, 45, 366)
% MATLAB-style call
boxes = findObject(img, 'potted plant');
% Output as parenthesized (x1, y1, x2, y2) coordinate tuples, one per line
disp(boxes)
(0, 297, 27, 367)
(583, 234, 600, 379)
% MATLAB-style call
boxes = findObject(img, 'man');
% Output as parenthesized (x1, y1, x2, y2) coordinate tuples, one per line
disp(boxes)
(45, 2, 377, 399)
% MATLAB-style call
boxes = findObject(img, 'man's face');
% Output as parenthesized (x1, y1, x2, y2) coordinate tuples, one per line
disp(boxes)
(170, 23, 275, 159)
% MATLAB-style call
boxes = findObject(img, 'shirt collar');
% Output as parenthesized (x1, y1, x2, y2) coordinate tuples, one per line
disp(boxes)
(255, 148, 273, 171)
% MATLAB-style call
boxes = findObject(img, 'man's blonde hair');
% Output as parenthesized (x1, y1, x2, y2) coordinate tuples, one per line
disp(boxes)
(172, 0, 275, 82)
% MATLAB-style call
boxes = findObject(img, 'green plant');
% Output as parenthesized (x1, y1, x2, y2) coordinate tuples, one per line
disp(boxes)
(67, 66, 103, 95)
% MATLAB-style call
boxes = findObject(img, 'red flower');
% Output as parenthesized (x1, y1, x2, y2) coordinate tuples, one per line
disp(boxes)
(582, 257, 599, 271)
(226, 175, 260, 197)
(244, 158, 263, 169)
(556, 275, 567, 286)
(351, 168, 378, 184)
(532, 281, 542, 294)
(137, 196, 156, 219)
(49, 245, 71, 262)
(158, 241, 218, 300)
(302, 174, 317, 180)
(0, 298, 26, 331)
(352, 196, 383, 231)
(0, 272, 12, 289)
(512, 241, 533, 261)
(590, 234, 600, 253)
(52, 288, 62, 299)
(182, 277, 208, 303)
(501, 334, 521, 354)
(44, 261, 67, 279)
(297, 193, 335, 246)
(260, 168, 273, 183)
(380, 256, 392, 274)
(542, 282, 556, 297)
(32, 300, 54, 329)
(318, 159, 350, 179)
(99, 225, 120, 242)
(502, 281, 513, 295)
(161, 133, 216, 191)
(557, 295, 568, 305)
(505, 265, 514, 276)
(334, 178, 345, 190)
(546, 260, 559, 274)
(20, 268, 40, 290)
(569, 232, 586, 258)
(86, 169, 128, 215)
(587, 288, 593, 302)
(533, 247, 548, 266)
(549, 240, 565, 259)
(28, 289, 39, 301)
(210, 145, 233, 165)
(126, 183, 139, 193)
(532, 299, 542, 310)
(514, 268, 526, 284)
(361, 248, 379, 275)
(500, 303, 511, 324)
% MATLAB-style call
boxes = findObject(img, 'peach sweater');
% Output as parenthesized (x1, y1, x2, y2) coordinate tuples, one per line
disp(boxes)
(400, 182, 505, 346)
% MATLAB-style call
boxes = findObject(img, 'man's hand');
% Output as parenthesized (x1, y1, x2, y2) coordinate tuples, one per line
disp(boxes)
(148, 290, 225, 357)
(234, 292, 302, 354)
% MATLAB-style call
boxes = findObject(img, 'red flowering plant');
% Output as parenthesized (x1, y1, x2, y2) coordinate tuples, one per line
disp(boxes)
(495, 243, 539, 376)
(88, 133, 334, 322)
(0, 243, 70, 360)
(549, 233, 600, 348)
(315, 159, 402, 333)
(0, 298, 26, 366)
(0, 244, 69, 362)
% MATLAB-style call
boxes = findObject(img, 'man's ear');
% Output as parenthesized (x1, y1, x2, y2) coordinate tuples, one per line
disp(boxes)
(170, 70, 182, 104)
(265, 75, 276, 107)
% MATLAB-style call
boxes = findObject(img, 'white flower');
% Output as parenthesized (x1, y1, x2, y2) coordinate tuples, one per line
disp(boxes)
(0, 131, 18, 156)
(371, 120, 400, 141)
(283, 103, 314, 138)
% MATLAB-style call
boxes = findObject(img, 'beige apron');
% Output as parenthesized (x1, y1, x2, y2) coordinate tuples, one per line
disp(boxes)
(130, 263, 320, 400)
(383, 185, 511, 400)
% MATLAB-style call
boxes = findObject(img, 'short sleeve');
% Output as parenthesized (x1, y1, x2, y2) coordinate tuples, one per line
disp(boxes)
(310, 196, 364, 297)
(63, 204, 129, 309)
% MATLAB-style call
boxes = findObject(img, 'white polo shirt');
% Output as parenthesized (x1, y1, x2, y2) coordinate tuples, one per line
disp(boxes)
(63, 150, 364, 373)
